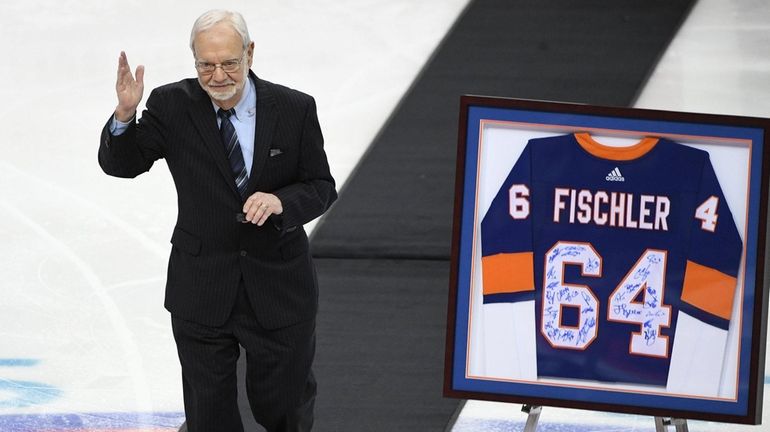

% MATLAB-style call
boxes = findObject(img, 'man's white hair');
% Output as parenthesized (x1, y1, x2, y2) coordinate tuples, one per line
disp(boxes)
(190, 10, 251, 54)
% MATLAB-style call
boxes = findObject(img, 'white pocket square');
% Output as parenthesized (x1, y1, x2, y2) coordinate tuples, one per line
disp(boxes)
(269, 148, 283, 157)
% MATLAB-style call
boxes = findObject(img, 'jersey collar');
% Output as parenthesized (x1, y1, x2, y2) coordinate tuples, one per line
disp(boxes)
(574, 132, 658, 161)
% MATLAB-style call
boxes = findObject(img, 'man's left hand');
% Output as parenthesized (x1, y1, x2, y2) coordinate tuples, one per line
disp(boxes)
(243, 192, 283, 226)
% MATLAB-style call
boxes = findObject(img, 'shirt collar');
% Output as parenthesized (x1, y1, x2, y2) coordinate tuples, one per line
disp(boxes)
(212, 75, 257, 120)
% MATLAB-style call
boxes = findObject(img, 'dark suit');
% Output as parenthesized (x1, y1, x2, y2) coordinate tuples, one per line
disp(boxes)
(99, 72, 336, 431)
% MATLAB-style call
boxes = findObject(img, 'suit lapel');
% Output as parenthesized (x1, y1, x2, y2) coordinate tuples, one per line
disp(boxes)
(188, 82, 241, 201)
(186, 73, 276, 201)
(246, 74, 277, 194)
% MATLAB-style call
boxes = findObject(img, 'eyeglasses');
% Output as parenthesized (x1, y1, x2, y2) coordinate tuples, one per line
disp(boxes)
(195, 56, 244, 74)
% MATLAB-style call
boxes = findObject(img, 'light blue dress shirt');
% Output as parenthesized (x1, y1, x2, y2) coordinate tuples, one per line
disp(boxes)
(110, 78, 258, 176)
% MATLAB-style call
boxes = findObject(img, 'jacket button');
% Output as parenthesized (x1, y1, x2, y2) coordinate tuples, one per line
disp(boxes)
(240, 250, 247, 257)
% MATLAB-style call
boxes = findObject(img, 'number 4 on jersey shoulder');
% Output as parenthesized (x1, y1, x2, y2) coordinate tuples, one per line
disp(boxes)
(695, 196, 719, 232)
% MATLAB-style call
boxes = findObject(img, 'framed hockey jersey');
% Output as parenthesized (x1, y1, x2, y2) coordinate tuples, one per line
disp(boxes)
(443, 96, 770, 425)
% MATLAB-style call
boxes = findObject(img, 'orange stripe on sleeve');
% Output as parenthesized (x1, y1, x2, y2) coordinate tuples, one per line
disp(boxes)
(481, 252, 535, 295)
(681, 260, 737, 321)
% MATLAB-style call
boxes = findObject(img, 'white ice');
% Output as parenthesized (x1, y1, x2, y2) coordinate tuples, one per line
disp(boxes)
(0, 0, 468, 420)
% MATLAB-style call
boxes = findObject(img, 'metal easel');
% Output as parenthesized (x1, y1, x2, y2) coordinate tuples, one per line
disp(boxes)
(521, 405, 689, 432)
(654, 416, 690, 432)
(521, 405, 542, 432)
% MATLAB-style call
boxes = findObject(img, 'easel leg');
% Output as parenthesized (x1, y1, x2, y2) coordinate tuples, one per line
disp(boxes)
(522, 405, 542, 432)
(655, 417, 689, 432)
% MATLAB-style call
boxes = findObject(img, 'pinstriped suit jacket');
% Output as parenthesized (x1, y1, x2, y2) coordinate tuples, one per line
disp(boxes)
(99, 72, 337, 329)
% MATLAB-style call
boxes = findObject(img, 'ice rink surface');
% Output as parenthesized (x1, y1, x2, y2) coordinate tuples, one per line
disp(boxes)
(0, 1, 468, 429)
(1, 0, 769, 431)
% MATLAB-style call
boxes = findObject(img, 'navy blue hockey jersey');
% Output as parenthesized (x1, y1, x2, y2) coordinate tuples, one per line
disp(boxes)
(480, 133, 742, 386)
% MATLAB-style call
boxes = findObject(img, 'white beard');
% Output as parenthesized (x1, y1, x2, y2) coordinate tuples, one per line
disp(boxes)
(205, 83, 238, 101)
(199, 66, 249, 102)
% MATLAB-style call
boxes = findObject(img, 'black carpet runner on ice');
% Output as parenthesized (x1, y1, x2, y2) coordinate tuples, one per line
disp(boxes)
(236, 1, 697, 431)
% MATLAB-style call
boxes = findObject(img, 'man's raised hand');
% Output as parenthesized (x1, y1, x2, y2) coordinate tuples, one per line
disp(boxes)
(115, 51, 145, 122)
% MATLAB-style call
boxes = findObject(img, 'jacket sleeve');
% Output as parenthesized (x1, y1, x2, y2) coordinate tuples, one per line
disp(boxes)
(272, 96, 337, 232)
(98, 89, 167, 178)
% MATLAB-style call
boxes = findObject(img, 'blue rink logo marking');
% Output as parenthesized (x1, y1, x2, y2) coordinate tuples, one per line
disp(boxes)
(0, 359, 41, 367)
(0, 412, 185, 431)
(0, 359, 61, 408)
(0, 358, 185, 430)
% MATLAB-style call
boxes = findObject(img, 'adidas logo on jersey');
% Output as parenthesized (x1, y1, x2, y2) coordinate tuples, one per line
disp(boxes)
(606, 167, 625, 182)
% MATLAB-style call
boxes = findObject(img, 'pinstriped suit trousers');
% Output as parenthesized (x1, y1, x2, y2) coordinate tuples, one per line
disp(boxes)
(171, 280, 316, 432)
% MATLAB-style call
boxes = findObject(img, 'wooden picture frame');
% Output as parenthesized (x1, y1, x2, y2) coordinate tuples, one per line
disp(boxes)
(444, 96, 770, 424)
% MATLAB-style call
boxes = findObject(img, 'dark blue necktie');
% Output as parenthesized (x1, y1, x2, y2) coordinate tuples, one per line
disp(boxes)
(217, 108, 249, 199)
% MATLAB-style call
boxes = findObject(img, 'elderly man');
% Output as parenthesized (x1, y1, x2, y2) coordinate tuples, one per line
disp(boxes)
(99, 9, 336, 432)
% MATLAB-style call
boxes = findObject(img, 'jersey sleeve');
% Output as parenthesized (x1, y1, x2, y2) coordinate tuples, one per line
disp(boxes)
(480, 143, 536, 304)
(680, 155, 743, 329)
